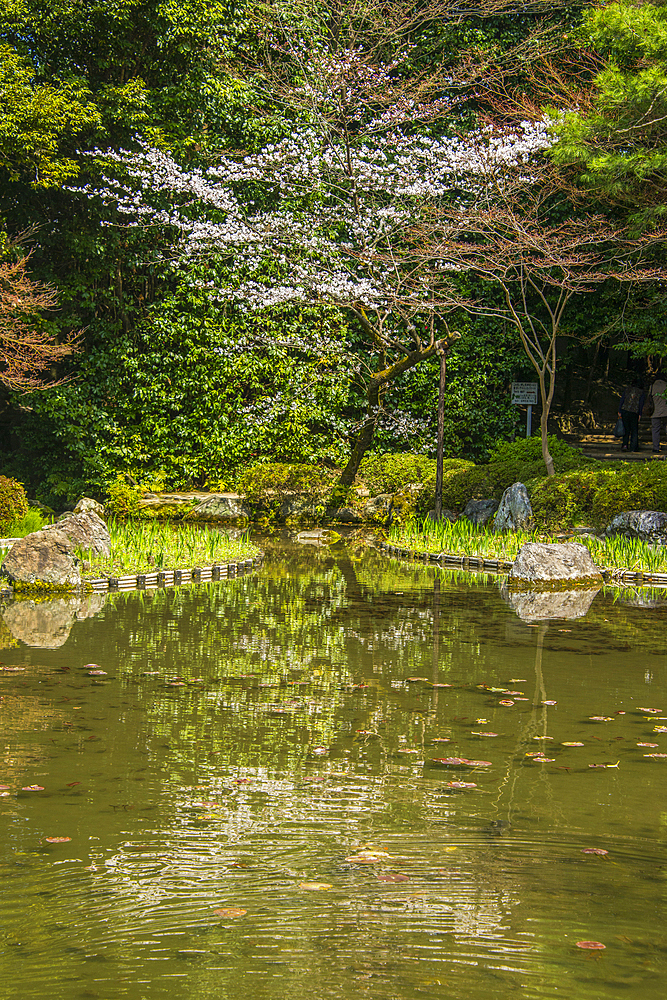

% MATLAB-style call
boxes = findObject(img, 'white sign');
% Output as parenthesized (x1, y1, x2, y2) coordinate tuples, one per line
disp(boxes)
(511, 382, 538, 405)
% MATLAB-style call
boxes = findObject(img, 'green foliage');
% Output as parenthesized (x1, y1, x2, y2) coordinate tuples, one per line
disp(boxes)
(236, 462, 337, 502)
(530, 469, 609, 529)
(104, 475, 143, 517)
(0, 474, 28, 530)
(2, 506, 46, 536)
(487, 435, 593, 472)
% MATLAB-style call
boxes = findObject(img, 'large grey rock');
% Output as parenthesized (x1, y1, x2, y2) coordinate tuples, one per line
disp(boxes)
(462, 499, 499, 526)
(2, 592, 107, 648)
(187, 495, 250, 522)
(500, 584, 600, 621)
(46, 510, 111, 557)
(493, 483, 534, 533)
(332, 507, 362, 524)
(0, 529, 82, 588)
(510, 542, 603, 583)
(279, 495, 321, 523)
(362, 494, 393, 524)
(606, 510, 667, 544)
(74, 496, 105, 517)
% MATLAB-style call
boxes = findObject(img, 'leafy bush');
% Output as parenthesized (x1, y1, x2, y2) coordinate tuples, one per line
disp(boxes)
(236, 462, 338, 501)
(487, 435, 593, 473)
(530, 470, 610, 529)
(2, 508, 47, 537)
(104, 475, 143, 517)
(0, 476, 29, 532)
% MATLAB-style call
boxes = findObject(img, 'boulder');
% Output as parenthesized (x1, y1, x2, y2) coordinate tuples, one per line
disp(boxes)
(45, 510, 111, 557)
(332, 507, 362, 524)
(279, 495, 321, 523)
(73, 496, 105, 517)
(295, 528, 341, 546)
(2, 592, 107, 648)
(427, 508, 456, 522)
(362, 494, 393, 524)
(501, 585, 600, 621)
(493, 482, 533, 533)
(605, 510, 667, 544)
(0, 529, 82, 588)
(462, 499, 499, 526)
(186, 494, 251, 523)
(510, 542, 603, 583)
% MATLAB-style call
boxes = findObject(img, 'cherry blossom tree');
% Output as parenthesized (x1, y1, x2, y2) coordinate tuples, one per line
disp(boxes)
(70, 0, 559, 484)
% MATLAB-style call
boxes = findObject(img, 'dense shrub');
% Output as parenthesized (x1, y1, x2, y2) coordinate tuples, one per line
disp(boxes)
(104, 475, 144, 517)
(487, 435, 593, 474)
(236, 462, 338, 501)
(0, 475, 29, 531)
(358, 453, 472, 495)
(530, 470, 610, 528)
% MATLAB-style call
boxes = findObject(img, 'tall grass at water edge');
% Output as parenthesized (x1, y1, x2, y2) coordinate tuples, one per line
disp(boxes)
(79, 518, 259, 577)
(1, 517, 259, 576)
(389, 517, 667, 575)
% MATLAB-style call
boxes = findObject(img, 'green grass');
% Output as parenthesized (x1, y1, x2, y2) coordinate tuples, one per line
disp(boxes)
(78, 518, 260, 578)
(389, 518, 667, 575)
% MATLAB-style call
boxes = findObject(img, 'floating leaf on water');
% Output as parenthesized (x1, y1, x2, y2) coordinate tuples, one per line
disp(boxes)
(576, 941, 605, 950)
(431, 738, 451, 743)
(504, 691, 525, 696)
(2, 666, 24, 672)
(637, 743, 658, 748)
(542, 700, 558, 706)
(311, 747, 328, 755)
(472, 732, 498, 737)
(299, 882, 332, 890)
(213, 908, 246, 918)
(406, 677, 429, 683)
(562, 742, 585, 747)
(589, 717, 614, 722)
(355, 730, 379, 737)
(0, 784, 10, 790)
(66, 781, 80, 787)
(432, 683, 453, 688)
(445, 781, 476, 789)
(498, 700, 514, 707)
(45, 837, 71, 844)
(475, 719, 488, 724)
(532, 736, 554, 740)
(508, 679, 527, 683)
(653, 727, 667, 733)
(558, 629, 572, 633)
(396, 749, 422, 754)
(532, 757, 555, 762)
(638, 708, 662, 714)
(644, 753, 667, 758)
(514, 697, 530, 701)
(87, 670, 107, 676)
(377, 873, 410, 882)
(345, 850, 389, 863)
(582, 848, 608, 856)
(21, 785, 44, 791)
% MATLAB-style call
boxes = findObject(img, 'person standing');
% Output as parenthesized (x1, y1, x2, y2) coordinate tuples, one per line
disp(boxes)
(648, 371, 667, 453)
(618, 377, 645, 452)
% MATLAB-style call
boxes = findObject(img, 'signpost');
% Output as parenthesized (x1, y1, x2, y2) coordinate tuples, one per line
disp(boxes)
(511, 382, 538, 438)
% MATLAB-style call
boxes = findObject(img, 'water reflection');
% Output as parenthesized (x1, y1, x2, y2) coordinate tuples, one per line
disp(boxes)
(1, 591, 108, 647)
(0, 543, 667, 1000)
(499, 583, 600, 621)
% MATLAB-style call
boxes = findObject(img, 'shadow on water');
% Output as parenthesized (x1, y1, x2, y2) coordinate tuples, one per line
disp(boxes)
(1, 538, 667, 1000)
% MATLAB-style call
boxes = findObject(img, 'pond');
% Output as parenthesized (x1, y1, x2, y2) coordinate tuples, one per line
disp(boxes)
(1, 537, 667, 1000)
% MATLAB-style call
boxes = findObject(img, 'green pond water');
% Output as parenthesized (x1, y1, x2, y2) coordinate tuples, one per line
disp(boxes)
(1, 538, 667, 1000)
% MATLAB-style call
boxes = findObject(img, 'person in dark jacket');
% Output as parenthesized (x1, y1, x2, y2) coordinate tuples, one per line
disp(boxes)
(618, 377, 646, 452)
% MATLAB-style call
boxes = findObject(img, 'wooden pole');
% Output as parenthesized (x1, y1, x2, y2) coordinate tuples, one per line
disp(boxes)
(434, 346, 447, 519)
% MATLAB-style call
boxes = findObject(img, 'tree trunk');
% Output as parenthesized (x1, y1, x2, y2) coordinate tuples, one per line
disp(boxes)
(434, 347, 447, 518)
(339, 377, 382, 487)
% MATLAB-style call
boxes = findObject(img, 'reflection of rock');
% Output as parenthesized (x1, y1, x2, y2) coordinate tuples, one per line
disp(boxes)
(2, 592, 108, 648)
(606, 510, 667, 544)
(0, 529, 82, 588)
(332, 507, 362, 524)
(295, 528, 340, 546)
(510, 542, 603, 583)
(500, 583, 600, 621)
(462, 499, 498, 526)
(45, 510, 111, 557)
(494, 483, 533, 532)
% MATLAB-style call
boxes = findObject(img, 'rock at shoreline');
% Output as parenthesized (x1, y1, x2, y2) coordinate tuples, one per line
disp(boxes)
(0, 529, 82, 588)
(187, 495, 250, 523)
(362, 493, 393, 525)
(2, 592, 107, 648)
(332, 507, 363, 524)
(46, 510, 111, 557)
(462, 499, 499, 526)
(493, 483, 533, 533)
(501, 585, 600, 621)
(606, 510, 667, 544)
(510, 542, 603, 583)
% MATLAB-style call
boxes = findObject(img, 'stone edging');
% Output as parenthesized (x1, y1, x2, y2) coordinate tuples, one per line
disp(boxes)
(380, 543, 667, 587)
(0, 555, 262, 597)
